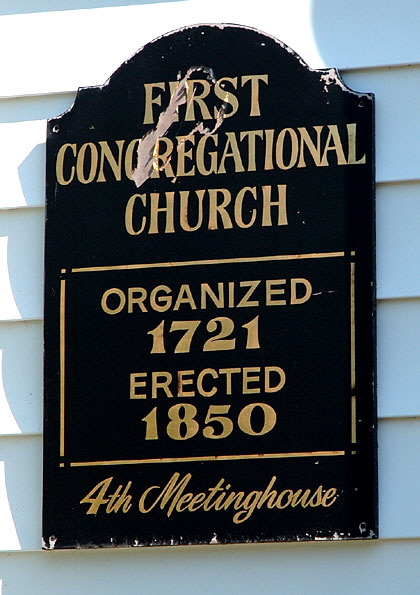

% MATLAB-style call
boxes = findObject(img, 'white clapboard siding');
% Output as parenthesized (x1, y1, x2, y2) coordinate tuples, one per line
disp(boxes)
(0, 121, 47, 210)
(376, 181, 420, 300)
(0, 208, 44, 321)
(0, 321, 43, 434)
(343, 66, 420, 184)
(0, 435, 42, 551)
(0, 539, 419, 595)
(1, 65, 419, 212)
(1, 0, 420, 98)
(377, 300, 420, 419)
(0, 419, 419, 553)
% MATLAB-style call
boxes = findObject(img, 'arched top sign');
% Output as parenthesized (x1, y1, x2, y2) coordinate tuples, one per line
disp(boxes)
(43, 24, 377, 549)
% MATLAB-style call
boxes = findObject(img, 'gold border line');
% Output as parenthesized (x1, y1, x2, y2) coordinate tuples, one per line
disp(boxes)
(60, 274, 66, 457)
(71, 252, 346, 274)
(350, 261, 357, 446)
(61, 251, 351, 465)
(350, 262, 356, 391)
(70, 450, 345, 467)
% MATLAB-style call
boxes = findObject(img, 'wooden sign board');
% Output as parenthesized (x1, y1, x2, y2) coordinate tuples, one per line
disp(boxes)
(43, 24, 377, 549)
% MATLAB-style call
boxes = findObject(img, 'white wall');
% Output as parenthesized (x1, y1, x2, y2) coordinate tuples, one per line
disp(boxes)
(1, 1, 419, 592)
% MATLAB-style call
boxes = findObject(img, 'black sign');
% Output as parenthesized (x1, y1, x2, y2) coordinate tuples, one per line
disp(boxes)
(43, 24, 377, 549)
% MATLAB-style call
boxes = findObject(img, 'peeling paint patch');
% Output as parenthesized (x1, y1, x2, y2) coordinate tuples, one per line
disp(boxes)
(320, 69, 341, 93)
(132, 66, 226, 189)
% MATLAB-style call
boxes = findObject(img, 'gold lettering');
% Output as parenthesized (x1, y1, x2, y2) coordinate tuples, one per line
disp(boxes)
(262, 185, 288, 227)
(321, 124, 347, 165)
(76, 142, 98, 184)
(347, 123, 366, 165)
(124, 138, 139, 180)
(217, 132, 245, 174)
(80, 477, 113, 514)
(150, 137, 175, 179)
(185, 79, 212, 121)
(130, 372, 147, 399)
(290, 278, 312, 305)
(308, 485, 324, 507)
(266, 279, 286, 305)
(201, 283, 224, 309)
(196, 135, 218, 175)
(56, 143, 76, 185)
(218, 368, 241, 395)
(80, 478, 132, 515)
(322, 487, 338, 507)
(143, 82, 166, 124)
(176, 135, 196, 176)
(173, 285, 197, 311)
(151, 371, 173, 398)
(101, 288, 126, 314)
(264, 129, 275, 170)
(208, 188, 233, 230)
(175, 492, 194, 512)
(237, 280, 260, 307)
(149, 192, 175, 234)
(187, 492, 207, 511)
(240, 130, 264, 171)
(264, 366, 286, 393)
(179, 190, 205, 231)
(125, 193, 147, 235)
(276, 128, 299, 169)
(214, 77, 239, 117)
(97, 140, 124, 182)
(128, 287, 148, 313)
(241, 74, 269, 116)
(177, 370, 195, 398)
(297, 126, 323, 168)
(150, 285, 172, 312)
(242, 367, 261, 394)
(234, 186, 257, 228)
(276, 489, 294, 509)
(197, 368, 218, 397)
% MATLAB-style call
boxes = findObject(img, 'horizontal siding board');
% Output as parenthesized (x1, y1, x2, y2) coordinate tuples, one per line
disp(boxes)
(342, 66, 420, 184)
(0, 209, 44, 321)
(377, 300, 420, 419)
(379, 419, 420, 538)
(0, 419, 418, 552)
(0, 121, 47, 210)
(0, 321, 43, 434)
(0, 540, 419, 594)
(0, 435, 42, 551)
(376, 181, 420, 300)
(1, 1, 420, 98)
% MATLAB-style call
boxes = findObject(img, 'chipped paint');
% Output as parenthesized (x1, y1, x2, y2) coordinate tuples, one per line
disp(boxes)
(320, 68, 340, 92)
(132, 66, 226, 189)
